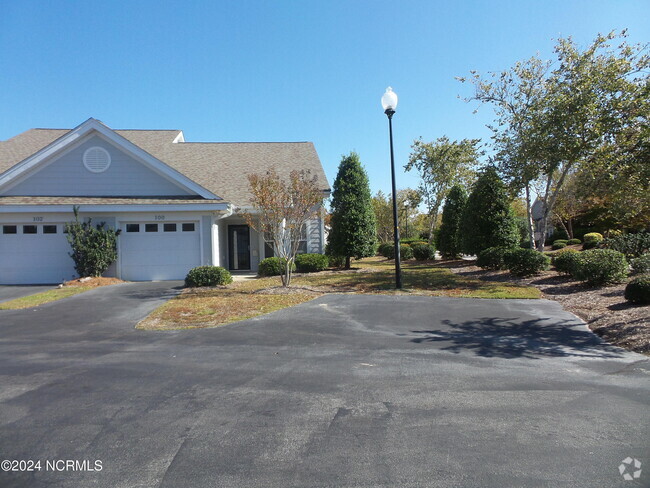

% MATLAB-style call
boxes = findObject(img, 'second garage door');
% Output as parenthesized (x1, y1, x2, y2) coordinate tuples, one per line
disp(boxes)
(119, 221, 201, 281)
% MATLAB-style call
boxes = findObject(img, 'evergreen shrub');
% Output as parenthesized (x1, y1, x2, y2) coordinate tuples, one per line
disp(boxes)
(185, 266, 233, 287)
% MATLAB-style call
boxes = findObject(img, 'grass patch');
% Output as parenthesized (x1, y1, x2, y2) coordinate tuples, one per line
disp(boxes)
(138, 257, 540, 331)
(0, 286, 93, 310)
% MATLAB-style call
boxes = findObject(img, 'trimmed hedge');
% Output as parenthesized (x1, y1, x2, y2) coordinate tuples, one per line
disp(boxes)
(295, 253, 329, 273)
(567, 238, 582, 245)
(552, 249, 581, 276)
(411, 243, 436, 261)
(603, 232, 650, 258)
(258, 257, 295, 277)
(572, 249, 628, 286)
(476, 246, 514, 270)
(400, 244, 414, 260)
(379, 243, 414, 260)
(624, 275, 650, 304)
(185, 266, 233, 287)
(582, 232, 604, 250)
(505, 249, 550, 277)
(552, 242, 567, 250)
(630, 253, 650, 275)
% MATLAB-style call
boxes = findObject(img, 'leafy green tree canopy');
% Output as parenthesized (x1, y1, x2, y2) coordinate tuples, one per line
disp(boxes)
(328, 152, 377, 269)
(437, 185, 468, 259)
(460, 167, 519, 255)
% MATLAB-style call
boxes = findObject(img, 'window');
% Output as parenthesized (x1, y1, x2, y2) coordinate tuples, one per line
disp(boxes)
(3, 225, 17, 234)
(43, 225, 57, 234)
(145, 223, 158, 233)
(264, 231, 275, 258)
(297, 224, 308, 254)
(126, 224, 140, 233)
(182, 223, 195, 232)
(23, 225, 37, 234)
(163, 223, 177, 232)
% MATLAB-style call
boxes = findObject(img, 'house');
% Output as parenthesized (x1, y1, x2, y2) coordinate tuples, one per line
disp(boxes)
(0, 118, 330, 284)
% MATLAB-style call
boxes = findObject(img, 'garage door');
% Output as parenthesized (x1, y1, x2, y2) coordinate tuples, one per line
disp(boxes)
(0, 223, 77, 284)
(119, 221, 201, 281)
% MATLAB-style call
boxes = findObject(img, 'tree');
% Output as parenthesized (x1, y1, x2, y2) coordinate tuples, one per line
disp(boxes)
(328, 152, 377, 269)
(65, 206, 120, 277)
(405, 137, 478, 241)
(460, 31, 649, 249)
(460, 167, 519, 255)
(437, 185, 467, 259)
(398, 188, 422, 239)
(245, 168, 324, 286)
(371, 190, 393, 243)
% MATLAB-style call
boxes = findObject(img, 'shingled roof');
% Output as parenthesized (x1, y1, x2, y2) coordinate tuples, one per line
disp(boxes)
(0, 127, 330, 206)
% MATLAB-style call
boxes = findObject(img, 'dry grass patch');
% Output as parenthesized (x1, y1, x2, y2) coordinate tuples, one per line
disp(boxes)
(0, 286, 93, 310)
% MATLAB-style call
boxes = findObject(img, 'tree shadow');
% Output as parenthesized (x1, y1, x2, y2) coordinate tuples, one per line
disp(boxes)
(406, 316, 624, 359)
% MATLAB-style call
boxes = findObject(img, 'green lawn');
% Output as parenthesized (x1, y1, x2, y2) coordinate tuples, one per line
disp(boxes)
(0, 286, 93, 310)
(137, 257, 540, 330)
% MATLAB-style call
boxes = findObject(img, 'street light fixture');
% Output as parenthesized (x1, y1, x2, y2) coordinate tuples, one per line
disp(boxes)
(381, 87, 402, 289)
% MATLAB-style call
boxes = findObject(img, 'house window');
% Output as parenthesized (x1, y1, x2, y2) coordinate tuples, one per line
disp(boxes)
(126, 224, 140, 233)
(264, 232, 275, 258)
(43, 225, 57, 234)
(23, 225, 38, 234)
(3, 225, 17, 234)
(145, 223, 158, 233)
(163, 223, 177, 232)
(263, 224, 307, 258)
(182, 223, 195, 232)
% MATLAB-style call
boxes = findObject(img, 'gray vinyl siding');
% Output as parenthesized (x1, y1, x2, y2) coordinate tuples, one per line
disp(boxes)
(4, 136, 194, 197)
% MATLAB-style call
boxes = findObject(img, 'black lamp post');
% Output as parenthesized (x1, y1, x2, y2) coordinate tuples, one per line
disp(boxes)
(381, 87, 402, 289)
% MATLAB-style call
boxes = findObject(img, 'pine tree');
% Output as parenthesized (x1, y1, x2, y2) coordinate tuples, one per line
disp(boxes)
(460, 167, 519, 255)
(437, 185, 468, 259)
(328, 152, 377, 269)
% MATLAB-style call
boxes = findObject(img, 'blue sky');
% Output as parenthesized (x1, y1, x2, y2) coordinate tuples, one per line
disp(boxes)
(1, 0, 648, 198)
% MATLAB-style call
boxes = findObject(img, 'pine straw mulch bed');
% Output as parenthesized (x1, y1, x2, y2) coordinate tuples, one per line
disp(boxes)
(442, 260, 649, 356)
(62, 277, 125, 288)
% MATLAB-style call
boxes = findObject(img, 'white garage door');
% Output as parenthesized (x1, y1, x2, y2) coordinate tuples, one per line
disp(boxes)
(0, 223, 77, 284)
(119, 221, 201, 281)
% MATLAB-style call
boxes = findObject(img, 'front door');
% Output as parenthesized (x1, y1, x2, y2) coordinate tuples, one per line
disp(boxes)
(228, 225, 250, 270)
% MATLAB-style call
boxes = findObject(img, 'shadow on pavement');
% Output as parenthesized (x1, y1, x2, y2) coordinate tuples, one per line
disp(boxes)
(408, 316, 624, 359)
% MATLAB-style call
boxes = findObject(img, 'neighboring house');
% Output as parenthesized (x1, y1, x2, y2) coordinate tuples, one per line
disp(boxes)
(0, 118, 330, 284)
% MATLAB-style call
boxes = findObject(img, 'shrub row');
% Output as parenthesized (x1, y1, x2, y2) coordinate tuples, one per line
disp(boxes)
(477, 247, 550, 277)
(603, 232, 650, 258)
(378, 242, 436, 261)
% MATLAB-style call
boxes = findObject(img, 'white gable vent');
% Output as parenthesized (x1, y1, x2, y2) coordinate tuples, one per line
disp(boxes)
(83, 147, 111, 173)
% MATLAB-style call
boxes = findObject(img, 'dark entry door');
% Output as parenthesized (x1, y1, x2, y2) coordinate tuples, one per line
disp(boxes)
(228, 225, 250, 270)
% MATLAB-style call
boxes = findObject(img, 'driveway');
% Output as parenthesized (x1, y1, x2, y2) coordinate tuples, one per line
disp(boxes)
(0, 287, 648, 488)
(0, 285, 55, 304)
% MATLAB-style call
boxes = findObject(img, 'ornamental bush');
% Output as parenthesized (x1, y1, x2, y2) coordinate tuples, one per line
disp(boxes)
(65, 207, 120, 278)
(624, 275, 650, 304)
(603, 232, 650, 258)
(572, 249, 628, 286)
(295, 253, 329, 273)
(258, 257, 295, 277)
(411, 243, 436, 261)
(377, 242, 393, 257)
(630, 253, 650, 275)
(567, 238, 582, 245)
(552, 242, 568, 250)
(552, 249, 581, 276)
(185, 266, 233, 287)
(476, 246, 514, 270)
(505, 249, 550, 277)
(400, 244, 414, 260)
(582, 232, 604, 250)
(437, 185, 467, 259)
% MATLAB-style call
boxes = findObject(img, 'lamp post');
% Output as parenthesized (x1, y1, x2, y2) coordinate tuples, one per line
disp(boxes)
(381, 86, 402, 289)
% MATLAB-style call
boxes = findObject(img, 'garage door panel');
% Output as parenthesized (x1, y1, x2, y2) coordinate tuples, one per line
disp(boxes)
(119, 222, 200, 281)
(0, 224, 77, 285)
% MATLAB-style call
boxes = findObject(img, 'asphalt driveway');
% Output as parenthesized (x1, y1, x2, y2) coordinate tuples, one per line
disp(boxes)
(0, 284, 648, 488)
(0, 285, 55, 304)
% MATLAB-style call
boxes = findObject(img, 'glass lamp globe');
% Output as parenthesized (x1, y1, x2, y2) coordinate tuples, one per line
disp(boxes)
(381, 87, 398, 112)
